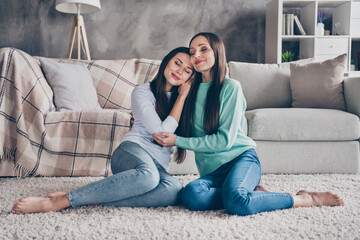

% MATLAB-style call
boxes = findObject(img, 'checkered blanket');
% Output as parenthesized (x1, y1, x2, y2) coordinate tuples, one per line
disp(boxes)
(0, 48, 160, 177)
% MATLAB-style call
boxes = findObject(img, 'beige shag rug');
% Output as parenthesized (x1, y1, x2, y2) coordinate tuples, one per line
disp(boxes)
(0, 174, 359, 239)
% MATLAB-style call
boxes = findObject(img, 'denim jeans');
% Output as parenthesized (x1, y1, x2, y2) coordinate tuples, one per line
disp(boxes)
(181, 149, 294, 216)
(67, 141, 183, 208)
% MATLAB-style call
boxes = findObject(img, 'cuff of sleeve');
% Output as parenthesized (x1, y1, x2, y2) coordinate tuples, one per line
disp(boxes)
(175, 136, 186, 148)
(163, 115, 178, 133)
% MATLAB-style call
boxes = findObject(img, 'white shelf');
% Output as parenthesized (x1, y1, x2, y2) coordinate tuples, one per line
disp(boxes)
(283, 0, 315, 8)
(346, 71, 360, 77)
(282, 35, 315, 40)
(316, 35, 351, 38)
(318, 0, 351, 8)
(266, 0, 358, 72)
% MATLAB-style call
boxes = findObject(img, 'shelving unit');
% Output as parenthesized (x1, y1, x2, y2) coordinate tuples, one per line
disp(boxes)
(265, 0, 360, 76)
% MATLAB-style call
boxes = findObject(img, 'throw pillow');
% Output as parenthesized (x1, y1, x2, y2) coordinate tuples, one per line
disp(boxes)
(40, 58, 101, 111)
(290, 54, 347, 111)
(227, 58, 316, 110)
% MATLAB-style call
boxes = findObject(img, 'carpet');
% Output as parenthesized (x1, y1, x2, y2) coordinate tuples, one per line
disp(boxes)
(0, 174, 359, 239)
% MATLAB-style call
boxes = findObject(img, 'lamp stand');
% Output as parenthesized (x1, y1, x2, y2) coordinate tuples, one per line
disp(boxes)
(67, 13, 91, 60)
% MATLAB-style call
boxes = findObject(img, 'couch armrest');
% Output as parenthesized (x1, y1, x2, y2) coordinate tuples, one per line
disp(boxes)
(344, 77, 360, 118)
(0, 47, 55, 112)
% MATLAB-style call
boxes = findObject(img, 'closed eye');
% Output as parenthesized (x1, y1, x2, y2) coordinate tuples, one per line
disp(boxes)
(185, 67, 193, 74)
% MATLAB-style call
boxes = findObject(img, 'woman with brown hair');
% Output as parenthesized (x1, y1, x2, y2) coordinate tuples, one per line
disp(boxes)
(12, 47, 194, 214)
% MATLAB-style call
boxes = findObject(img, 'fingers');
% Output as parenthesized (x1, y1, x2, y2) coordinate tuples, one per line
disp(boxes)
(152, 133, 161, 141)
(152, 134, 167, 146)
(152, 134, 162, 145)
(158, 132, 170, 136)
(152, 132, 172, 147)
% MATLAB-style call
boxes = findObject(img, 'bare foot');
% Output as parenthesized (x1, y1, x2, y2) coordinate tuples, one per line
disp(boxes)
(11, 195, 71, 214)
(293, 190, 345, 208)
(45, 191, 67, 198)
(254, 185, 270, 192)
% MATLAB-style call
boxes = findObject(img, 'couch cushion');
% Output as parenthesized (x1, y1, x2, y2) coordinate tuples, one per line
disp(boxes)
(40, 58, 101, 111)
(228, 58, 315, 110)
(290, 54, 347, 111)
(245, 108, 360, 141)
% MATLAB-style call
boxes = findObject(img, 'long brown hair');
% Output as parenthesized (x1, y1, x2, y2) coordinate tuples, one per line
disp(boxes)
(183, 32, 227, 135)
(150, 47, 194, 163)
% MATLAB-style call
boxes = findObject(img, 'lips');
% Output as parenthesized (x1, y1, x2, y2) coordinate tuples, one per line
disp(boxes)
(195, 59, 203, 65)
(171, 73, 180, 80)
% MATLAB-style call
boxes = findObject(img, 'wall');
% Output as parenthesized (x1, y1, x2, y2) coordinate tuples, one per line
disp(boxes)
(0, 0, 271, 62)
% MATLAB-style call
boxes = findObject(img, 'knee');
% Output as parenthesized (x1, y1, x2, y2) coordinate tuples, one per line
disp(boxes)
(223, 188, 255, 216)
(167, 178, 183, 195)
(181, 181, 208, 211)
(138, 166, 160, 191)
(161, 178, 183, 205)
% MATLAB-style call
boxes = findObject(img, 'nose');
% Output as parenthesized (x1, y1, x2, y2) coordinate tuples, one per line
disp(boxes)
(177, 67, 184, 75)
(194, 49, 201, 58)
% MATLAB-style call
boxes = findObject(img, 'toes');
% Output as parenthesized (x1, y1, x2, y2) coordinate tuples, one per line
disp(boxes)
(296, 190, 308, 195)
(333, 195, 345, 206)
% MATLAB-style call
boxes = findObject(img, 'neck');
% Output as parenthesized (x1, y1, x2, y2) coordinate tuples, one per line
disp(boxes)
(201, 71, 212, 83)
(165, 83, 172, 92)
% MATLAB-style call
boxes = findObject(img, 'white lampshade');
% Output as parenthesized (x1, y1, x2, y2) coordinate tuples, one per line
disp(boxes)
(55, 0, 101, 14)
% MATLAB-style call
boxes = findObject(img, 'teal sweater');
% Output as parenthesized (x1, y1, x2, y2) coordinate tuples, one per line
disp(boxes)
(175, 78, 256, 176)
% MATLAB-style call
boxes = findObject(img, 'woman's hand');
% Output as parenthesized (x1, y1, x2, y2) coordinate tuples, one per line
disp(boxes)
(178, 78, 193, 98)
(152, 132, 177, 147)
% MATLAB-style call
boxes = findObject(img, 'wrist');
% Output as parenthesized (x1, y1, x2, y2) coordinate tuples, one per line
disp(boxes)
(177, 94, 187, 101)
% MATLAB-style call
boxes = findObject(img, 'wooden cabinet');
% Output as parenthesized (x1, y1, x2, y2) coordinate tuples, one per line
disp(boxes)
(266, 0, 360, 76)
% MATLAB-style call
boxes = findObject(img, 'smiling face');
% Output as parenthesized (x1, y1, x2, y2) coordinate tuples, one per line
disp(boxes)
(189, 35, 216, 75)
(164, 52, 193, 91)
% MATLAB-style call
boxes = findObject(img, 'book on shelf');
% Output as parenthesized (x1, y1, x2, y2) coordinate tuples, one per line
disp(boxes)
(294, 15, 306, 35)
(282, 14, 285, 35)
(282, 14, 306, 36)
(284, 14, 294, 35)
(286, 14, 291, 35)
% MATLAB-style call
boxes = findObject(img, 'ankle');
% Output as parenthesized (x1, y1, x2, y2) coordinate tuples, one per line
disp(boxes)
(53, 195, 71, 209)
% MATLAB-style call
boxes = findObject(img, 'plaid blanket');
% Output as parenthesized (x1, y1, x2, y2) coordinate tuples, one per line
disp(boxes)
(0, 47, 160, 177)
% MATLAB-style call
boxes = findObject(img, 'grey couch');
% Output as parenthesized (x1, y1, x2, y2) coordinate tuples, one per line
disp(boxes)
(169, 61, 360, 174)
(1, 51, 358, 176)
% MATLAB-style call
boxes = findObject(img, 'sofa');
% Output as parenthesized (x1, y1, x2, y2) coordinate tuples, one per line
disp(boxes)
(0, 47, 359, 177)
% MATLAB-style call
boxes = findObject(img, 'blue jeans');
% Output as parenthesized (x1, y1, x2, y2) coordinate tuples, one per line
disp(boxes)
(181, 149, 294, 216)
(67, 141, 183, 208)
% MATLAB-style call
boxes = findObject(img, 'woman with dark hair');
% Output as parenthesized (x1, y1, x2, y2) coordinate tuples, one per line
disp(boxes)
(11, 47, 194, 214)
(153, 32, 344, 216)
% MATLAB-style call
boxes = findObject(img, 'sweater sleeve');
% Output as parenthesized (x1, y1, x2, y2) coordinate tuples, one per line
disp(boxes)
(175, 81, 244, 152)
(132, 85, 178, 134)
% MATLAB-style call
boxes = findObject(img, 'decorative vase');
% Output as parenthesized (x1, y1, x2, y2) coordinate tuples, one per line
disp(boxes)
(317, 23, 325, 36)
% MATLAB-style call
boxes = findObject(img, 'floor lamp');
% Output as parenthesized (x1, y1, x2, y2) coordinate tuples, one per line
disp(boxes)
(55, 0, 101, 60)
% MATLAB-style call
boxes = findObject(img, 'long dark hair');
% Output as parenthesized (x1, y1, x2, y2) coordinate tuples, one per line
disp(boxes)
(183, 32, 227, 135)
(150, 47, 194, 164)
